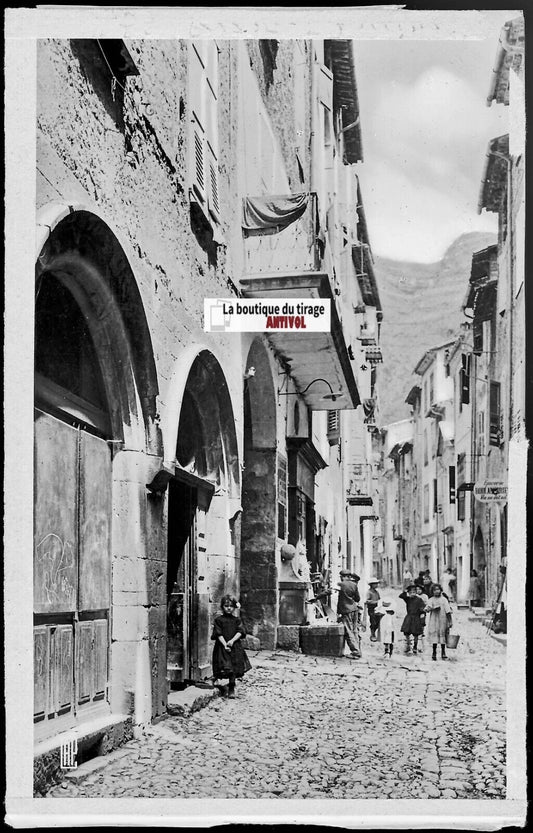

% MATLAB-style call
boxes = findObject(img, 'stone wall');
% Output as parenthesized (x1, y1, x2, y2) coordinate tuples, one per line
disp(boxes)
(36, 38, 249, 731)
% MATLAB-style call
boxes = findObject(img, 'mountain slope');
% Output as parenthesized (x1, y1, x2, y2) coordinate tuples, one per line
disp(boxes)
(375, 232, 496, 426)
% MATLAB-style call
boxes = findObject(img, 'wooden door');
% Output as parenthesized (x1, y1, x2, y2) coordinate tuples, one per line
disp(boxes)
(167, 481, 196, 684)
(34, 411, 111, 730)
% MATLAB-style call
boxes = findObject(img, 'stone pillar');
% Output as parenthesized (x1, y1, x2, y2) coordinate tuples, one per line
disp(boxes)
(240, 448, 278, 648)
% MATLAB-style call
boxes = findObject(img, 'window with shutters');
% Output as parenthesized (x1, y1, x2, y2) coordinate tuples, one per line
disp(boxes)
(489, 381, 502, 446)
(188, 41, 221, 225)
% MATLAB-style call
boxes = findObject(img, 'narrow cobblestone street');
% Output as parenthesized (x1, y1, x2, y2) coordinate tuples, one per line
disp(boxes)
(49, 609, 505, 801)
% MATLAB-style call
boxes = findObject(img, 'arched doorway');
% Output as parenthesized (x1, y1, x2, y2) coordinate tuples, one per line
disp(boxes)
(34, 206, 159, 736)
(240, 338, 278, 648)
(166, 350, 240, 683)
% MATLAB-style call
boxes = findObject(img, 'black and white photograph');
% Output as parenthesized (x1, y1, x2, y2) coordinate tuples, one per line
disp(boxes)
(4, 5, 527, 829)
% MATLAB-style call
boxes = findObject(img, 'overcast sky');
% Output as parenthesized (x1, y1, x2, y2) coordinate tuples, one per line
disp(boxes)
(352, 11, 516, 263)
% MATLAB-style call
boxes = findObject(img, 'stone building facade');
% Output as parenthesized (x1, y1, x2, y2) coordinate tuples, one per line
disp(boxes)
(33, 37, 381, 789)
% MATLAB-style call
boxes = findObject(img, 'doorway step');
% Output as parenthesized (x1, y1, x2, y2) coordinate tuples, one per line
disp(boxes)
(167, 685, 220, 718)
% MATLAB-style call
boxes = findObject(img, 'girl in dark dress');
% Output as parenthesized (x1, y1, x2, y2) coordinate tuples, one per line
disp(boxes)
(399, 584, 426, 655)
(211, 595, 251, 698)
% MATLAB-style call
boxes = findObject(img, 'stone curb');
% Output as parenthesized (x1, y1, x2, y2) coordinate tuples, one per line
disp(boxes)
(63, 747, 131, 784)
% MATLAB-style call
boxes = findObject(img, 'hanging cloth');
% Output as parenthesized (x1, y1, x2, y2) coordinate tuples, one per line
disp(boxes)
(242, 192, 309, 235)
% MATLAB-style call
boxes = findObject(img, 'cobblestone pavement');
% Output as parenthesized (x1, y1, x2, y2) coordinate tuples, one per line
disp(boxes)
(49, 608, 505, 800)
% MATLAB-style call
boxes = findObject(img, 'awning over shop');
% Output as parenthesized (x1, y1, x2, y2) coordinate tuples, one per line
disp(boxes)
(241, 272, 360, 410)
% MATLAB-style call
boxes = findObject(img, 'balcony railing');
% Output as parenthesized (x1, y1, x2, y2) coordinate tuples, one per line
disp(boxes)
(243, 192, 322, 277)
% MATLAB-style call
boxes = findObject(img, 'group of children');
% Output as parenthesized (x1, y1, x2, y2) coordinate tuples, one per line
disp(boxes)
(374, 582, 454, 661)
(210, 575, 455, 700)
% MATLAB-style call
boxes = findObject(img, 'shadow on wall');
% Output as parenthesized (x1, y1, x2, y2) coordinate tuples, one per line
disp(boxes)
(70, 39, 127, 132)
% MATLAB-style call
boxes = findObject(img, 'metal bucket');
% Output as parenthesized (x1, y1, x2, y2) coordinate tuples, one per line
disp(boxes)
(446, 632, 460, 649)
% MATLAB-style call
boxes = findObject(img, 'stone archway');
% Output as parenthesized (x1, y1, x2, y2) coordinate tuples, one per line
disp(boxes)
(36, 204, 160, 452)
(166, 349, 241, 682)
(240, 338, 278, 648)
(34, 205, 161, 737)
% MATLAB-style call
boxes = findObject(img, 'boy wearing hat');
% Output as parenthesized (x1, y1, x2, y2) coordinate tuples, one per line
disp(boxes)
(365, 578, 381, 641)
(399, 584, 426, 654)
(336, 570, 361, 658)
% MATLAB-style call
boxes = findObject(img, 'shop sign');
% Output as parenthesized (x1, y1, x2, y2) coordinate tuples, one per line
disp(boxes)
(473, 480, 508, 503)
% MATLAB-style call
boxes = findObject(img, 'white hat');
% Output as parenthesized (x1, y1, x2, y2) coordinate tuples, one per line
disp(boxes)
(368, 577, 380, 584)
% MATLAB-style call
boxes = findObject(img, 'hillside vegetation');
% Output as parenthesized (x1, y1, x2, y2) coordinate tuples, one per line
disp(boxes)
(375, 231, 496, 426)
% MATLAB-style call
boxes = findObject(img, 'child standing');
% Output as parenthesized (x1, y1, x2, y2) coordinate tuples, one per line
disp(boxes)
(211, 595, 251, 698)
(414, 584, 428, 652)
(375, 598, 396, 657)
(425, 583, 453, 661)
(399, 584, 426, 654)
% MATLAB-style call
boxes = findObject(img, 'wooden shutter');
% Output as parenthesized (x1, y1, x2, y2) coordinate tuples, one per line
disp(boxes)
(76, 621, 94, 706)
(54, 625, 74, 715)
(457, 490, 466, 522)
(93, 619, 108, 700)
(206, 42, 221, 221)
(34, 625, 50, 722)
(75, 619, 108, 707)
(327, 410, 340, 445)
(489, 381, 501, 446)
(34, 413, 78, 614)
(449, 466, 456, 505)
(460, 354, 470, 405)
(316, 62, 333, 110)
(189, 43, 207, 205)
(79, 432, 112, 611)
(473, 320, 483, 354)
